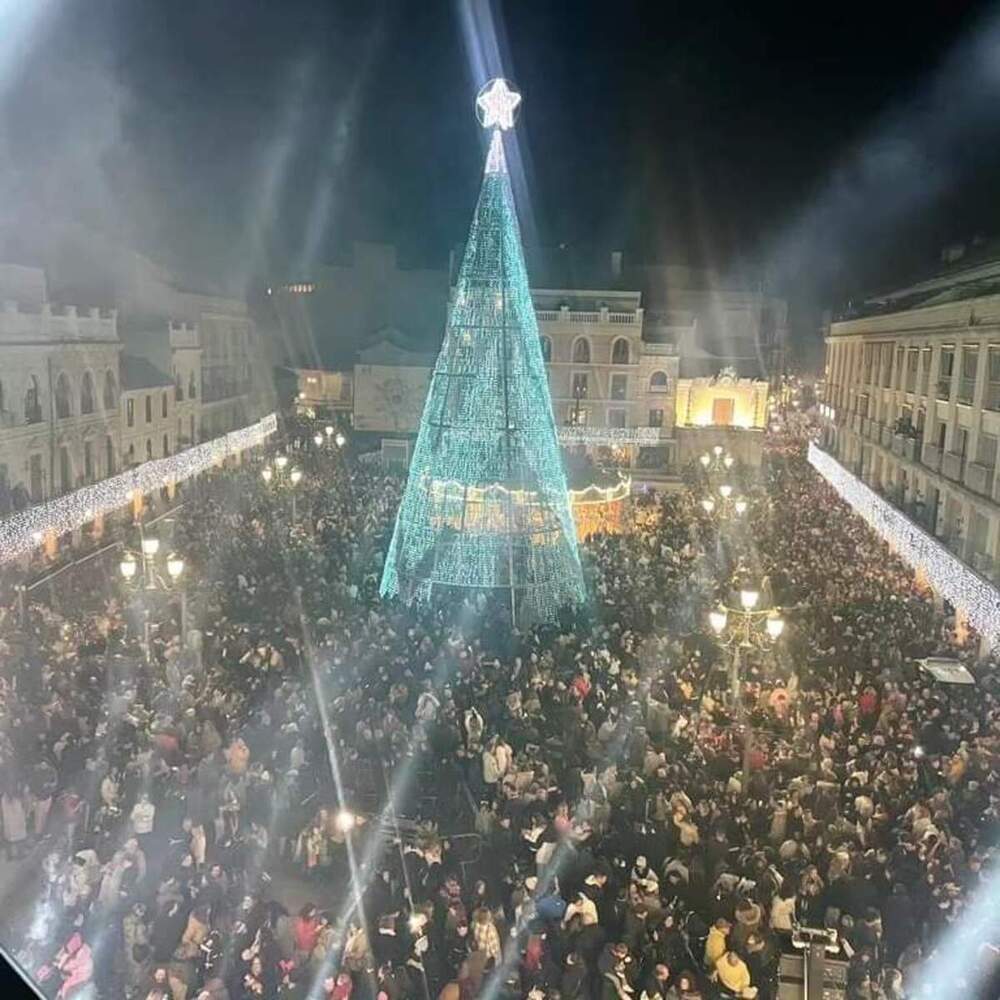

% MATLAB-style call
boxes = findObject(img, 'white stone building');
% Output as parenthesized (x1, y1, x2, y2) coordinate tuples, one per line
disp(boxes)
(822, 257, 1000, 582)
(0, 266, 121, 510)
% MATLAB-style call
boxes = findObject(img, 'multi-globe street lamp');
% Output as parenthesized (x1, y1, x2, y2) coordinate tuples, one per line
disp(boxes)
(699, 445, 735, 474)
(708, 584, 785, 794)
(261, 455, 304, 523)
(700, 482, 748, 517)
(120, 535, 188, 660)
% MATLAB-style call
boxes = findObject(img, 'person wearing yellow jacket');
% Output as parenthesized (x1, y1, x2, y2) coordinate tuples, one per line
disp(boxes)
(704, 918, 732, 969)
(716, 950, 756, 997)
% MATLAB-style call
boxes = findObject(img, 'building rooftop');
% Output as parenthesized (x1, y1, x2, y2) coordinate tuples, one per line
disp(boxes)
(121, 354, 173, 391)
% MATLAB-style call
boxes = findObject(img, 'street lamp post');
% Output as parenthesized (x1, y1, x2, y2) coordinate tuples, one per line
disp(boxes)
(120, 538, 188, 658)
(708, 587, 785, 795)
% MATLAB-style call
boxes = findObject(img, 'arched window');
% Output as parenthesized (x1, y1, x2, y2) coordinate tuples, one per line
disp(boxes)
(540, 336, 552, 362)
(80, 372, 95, 414)
(103, 371, 117, 410)
(162, 434, 169, 457)
(55, 373, 72, 418)
(58, 446, 71, 493)
(146, 438, 153, 460)
(105, 435, 115, 476)
(612, 337, 630, 365)
(188, 372, 197, 399)
(572, 337, 591, 364)
(24, 375, 41, 424)
(649, 371, 669, 393)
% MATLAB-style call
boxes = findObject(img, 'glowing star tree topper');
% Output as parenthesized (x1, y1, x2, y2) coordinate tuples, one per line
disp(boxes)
(475, 78, 521, 130)
(380, 81, 585, 626)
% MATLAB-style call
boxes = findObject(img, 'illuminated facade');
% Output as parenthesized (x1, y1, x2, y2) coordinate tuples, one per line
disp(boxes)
(821, 257, 1000, 593)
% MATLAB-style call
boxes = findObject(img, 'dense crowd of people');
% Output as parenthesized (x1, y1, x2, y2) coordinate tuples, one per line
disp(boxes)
(0, 424, 998, 1000)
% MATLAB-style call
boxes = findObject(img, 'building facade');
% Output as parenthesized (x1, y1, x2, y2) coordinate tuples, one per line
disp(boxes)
(0, 267, 122, 510)
(822, 275, 1000, 584)
(120, 355, 176, 469)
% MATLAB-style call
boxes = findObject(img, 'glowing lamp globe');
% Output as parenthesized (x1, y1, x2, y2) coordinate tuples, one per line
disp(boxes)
(324, 425, 334, 438)
(335, 432, 346, 448)
(120, 553, 138, 580)
(734, 499, 748, 515)
(166, 553, 185, 580)
(289, 468, 303, 486)
(141, 537, 160, 557)
(699, 454, 711, 467)
(335, 809, 356, 833)
(709, 607, 728, 635)
(740, 588, 759, 611)
(723, 455, 734, 468)
(274, 454, 289, 470)
(261, 467, 273, 483)
(701, 498, 715, 514)
(719, 484, 733, 499)
(713, 445, 724, 457)
(313, 433, 323, 446)
(766, 613, 785, 640)
(475, 78, 521, 130)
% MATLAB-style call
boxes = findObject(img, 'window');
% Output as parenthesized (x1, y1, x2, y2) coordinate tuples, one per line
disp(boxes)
(881, 343, 893, 388)
(83, 441, 93, 482)
(145, 395, 152, 423)
(189, 372, 197, 399)
(58, 446, 71, 494)
(190, 414, 195, 443)
(162, 391, 169, 418)
(610, 373, 628, 400)
(895, 345, 905, 390)
(712, 398, 735, 426)
(55, 372, 72, 419)
(162, 433, 169, 457)
(540, 336, 552, 362)
(572, 338, 591, 364)
(24, 375, 41, 424)
(906, 349, 919, 392)
(127, 443, 135, 464)
(648, 408, 664, 428)
(80, 372, 95, 414)
(103, 371, 117, 410)
(959, 345, 979, 405)
(920, 346, 932, 395)
(976, 433, 997, 469)
(938, 345, 955, 400)
(608, 408, 627, 428)
(126, 398, 135, 428)
(571, 373, 589, 399)
(146, 438, 153, 460)
(611, 338, 630, 365)
(863, 343, 875, 384)
(106, 436, 115, 476)
(988, 346, 1000, 411)
(175, 372, 183, 401)
(649, 371, 669, 393)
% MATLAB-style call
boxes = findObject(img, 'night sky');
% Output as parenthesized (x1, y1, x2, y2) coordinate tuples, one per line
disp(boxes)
(1, 0, 999, 355)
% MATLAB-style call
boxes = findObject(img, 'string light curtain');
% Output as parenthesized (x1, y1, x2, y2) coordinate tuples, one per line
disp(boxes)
(381, 91, 585, 625)
(808, 442, 1000, 648)
(0, 413, 277, 564)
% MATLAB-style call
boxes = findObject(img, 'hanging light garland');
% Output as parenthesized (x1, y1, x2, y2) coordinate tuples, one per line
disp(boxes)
(558, 427, 661, 447)
(0, 413, 277, 564)
(808, 442, 1000, 647)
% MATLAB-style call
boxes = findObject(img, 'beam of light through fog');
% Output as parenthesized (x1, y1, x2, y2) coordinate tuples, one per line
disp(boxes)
(456, 0, 539, 254)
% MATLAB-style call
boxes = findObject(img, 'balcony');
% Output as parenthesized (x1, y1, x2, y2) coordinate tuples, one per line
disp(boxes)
(923, 442, 943, 471)
(937, 377, 953, 401)
(881, 426, 893, 447)
(942, 451, 965, 482)
(958, 378, 976, 406)
(861, 416, 870, 436)
(965, 462, 995, 498)
(904, 437, 918, 462)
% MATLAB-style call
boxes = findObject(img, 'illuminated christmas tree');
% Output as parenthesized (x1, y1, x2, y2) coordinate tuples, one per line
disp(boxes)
(380, 79, 585, 625)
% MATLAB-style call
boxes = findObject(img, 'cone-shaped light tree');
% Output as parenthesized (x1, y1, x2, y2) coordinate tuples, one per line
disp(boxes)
(380, 79, 586, 626)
